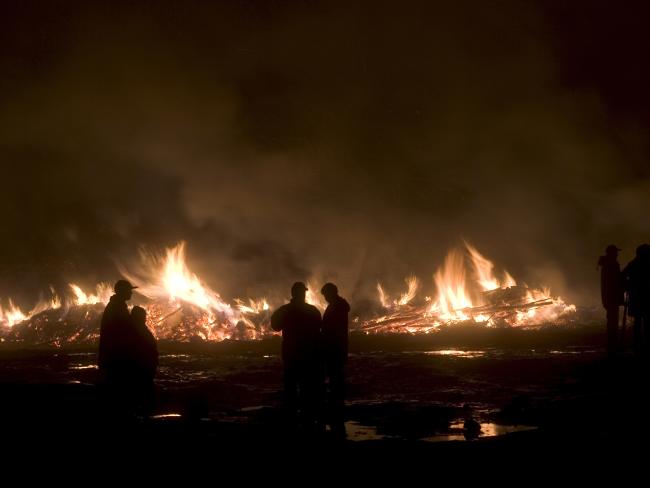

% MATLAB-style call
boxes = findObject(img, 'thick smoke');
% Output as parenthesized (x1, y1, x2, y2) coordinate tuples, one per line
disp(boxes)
(1, 1, 648, 309)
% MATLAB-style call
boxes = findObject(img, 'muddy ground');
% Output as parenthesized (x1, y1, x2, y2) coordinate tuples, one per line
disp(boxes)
(0, 325, 647, 476)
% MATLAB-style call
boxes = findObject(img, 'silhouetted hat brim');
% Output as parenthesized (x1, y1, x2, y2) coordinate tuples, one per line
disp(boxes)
(114, 280, 139, 292)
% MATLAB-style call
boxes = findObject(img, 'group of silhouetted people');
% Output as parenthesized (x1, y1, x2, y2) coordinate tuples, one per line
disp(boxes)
(271, 281, 350, 438)
(598, 244, 650, 359)
(98, 278, 350, 437)
(97, 243, 647, 432)
(98, 280, 158, 415)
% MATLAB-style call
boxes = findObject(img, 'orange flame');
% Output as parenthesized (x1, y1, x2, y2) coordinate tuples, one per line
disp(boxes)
(377, 276, 420, 308)
(375, 242, 575, 328)
(431, 248, 474, 321)
(1, 240, 576, 338)
(69, 283, 112, 305)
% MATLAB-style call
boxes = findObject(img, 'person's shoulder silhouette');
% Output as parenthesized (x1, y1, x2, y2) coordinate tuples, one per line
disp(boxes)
(130, 305, 158, 375)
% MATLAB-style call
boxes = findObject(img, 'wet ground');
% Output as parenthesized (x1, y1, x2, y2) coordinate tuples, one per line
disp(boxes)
(0, 325, 648, 474)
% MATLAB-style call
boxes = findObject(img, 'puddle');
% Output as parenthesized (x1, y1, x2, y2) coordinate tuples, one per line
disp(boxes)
(423, 349, 487, 358)
(346, 420, 536, 442)
(240, 405, 272, 412)
(423, 422, 537, 442)
(150, 413, 183, 419)
(69, 364, 98, 370)
(549, 349, 599, 355)
(346, 421, 390, 442)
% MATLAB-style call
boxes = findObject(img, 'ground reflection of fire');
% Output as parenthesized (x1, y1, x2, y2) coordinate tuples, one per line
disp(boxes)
(0, 241, 575, 345)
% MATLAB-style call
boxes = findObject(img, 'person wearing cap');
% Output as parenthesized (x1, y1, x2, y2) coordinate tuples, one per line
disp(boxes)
(271, 282, 322, 430)
(598, 245, 624, 358)
(98, 279, 138, 386)
(622, 244, 650, 357)
(320, 282, 350, 439)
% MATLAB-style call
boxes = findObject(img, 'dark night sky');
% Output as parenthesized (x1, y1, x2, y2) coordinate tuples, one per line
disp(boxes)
(0, 0, 648, 306)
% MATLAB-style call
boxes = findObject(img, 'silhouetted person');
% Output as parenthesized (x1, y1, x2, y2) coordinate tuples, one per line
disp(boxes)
(98, 279, 138, 383)
(622, 244, 650, 358)
(598, 245, 624, 357)
(130, 306, 158, 414)
(98, 279, 142, 415)
(320, 282, 350, 439)
(271, 282, 322, 430)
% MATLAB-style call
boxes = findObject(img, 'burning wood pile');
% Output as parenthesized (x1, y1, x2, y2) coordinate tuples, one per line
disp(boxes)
(0, 242, 576, 346)
(365, 244, 576, 333)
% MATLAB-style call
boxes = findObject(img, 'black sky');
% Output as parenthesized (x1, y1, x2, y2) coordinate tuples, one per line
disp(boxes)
(1, 0, 648, 306)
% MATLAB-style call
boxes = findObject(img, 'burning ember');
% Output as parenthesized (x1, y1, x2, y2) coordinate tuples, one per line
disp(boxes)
(0, 241, 575, 345)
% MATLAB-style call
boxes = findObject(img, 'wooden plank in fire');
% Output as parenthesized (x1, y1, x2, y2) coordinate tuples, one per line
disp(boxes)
(462, 298, 553, 315)
(363, 315, 438, 331)
(360, 298, 554, 332)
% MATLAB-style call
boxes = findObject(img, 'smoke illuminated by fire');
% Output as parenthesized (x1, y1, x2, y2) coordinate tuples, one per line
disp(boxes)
(0, 241, 576, 344)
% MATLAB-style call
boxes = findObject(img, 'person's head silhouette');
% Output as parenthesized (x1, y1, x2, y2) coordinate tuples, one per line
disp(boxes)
(321, 282, 339, 304)
(605, 244, 620, 257)
(131, 305, 147, 326)
(637, 243, 650, 262)
(114, 279, 137, 301)
(291, 282, 307, 302)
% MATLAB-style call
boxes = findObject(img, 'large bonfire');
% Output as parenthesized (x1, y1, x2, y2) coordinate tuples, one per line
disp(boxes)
(0, 242, 576, 346)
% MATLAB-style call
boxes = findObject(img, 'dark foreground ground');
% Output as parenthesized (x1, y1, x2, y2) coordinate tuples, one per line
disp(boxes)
(0, 324, 648, 477)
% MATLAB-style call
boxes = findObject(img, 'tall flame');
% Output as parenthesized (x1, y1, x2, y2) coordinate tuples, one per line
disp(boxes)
(0, 300, 29, 327)
(377, 283, 389, 308)
(306, 282, 327, 310)
(431, 248, 473, 320)
(124, 243, 231, 315)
